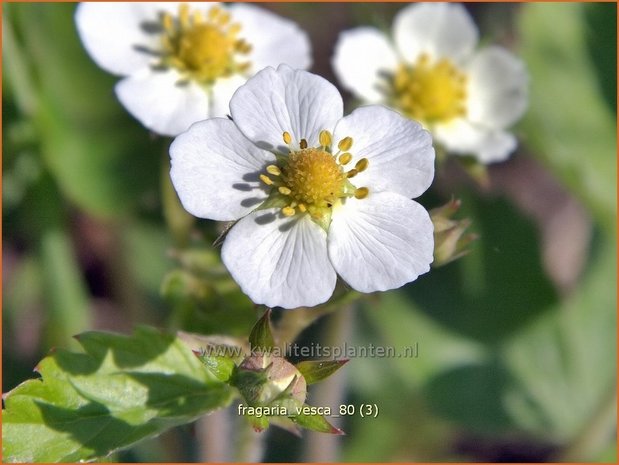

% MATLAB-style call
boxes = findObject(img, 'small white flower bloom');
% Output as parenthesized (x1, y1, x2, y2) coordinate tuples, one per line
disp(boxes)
(170, 65, 435, 309)
(332, 3, 528, 163)
(75, 2, 311, 136)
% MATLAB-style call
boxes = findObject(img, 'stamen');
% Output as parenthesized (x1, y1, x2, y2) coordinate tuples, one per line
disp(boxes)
(162, 13, 174, 32)
(192, 10, 203, 23)
(266, 165, 281, 176)
(228, 23, 242, 36)
(235, 40, 252, 54)
(388, 54, 468, 124)
(260, 174, 274, 185)
(208, 6, 220, 20)
(319, 130, 332, 148)
(261, 132, 370, 224)
(354, 187, 369, 199)
(338, 137, 353, 152)
(338, 153, 352, 165)
(282, 206, 296, 217)
(179, 3, 190, 28)
(157, 3, 252, 85)
(217, 11, 231, 25)
(355, 158, 369, 172)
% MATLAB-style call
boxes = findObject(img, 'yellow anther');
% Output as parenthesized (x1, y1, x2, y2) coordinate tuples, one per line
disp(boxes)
(354, 187, 369, 199)
(338, 137, 353, 151)
(390, 55, 468, 124)
(235, 39, 252, 54)
(338, 152, 352, 165)
(355, 158, 369, 172)
(283, 132, 292, 145)
(260, 174, 273, 186)
(282, 206, 296, 217)
(347, 169, 358, 178)
(192, 10, 203, 23)
(158, 3, 251, 84)
(228, 23, 242, 36)
(162, 13, 174, 32)
(298, 204, 307, 212)
(278, 186, 292, 196)
(218, 11, 231, 25)
(179, 3, 190, 27)
(319, 130, 332, 147)
(266, 165, 281, 176)
(300, 139, 308, 149)
(208, 5, 220, 20)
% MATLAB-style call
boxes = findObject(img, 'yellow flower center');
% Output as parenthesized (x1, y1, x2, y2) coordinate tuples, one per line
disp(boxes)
(390, 53, 467, 125)
(282, 148, 347, 207)
(259, 131, 369, 228)
(159, 4, 251, 84)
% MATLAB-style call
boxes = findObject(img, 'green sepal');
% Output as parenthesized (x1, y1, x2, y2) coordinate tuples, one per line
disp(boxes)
(295, 359, 349, 385)
(255, 192, 287, 211)
(2, 327, 235, 463)
(195, 353, 237, 383)
(249, 309, 275, 352)
(229, 365, 269, 406)
(248, 412, 270, 433)
(289, 405, 345, 435)
(310, 208, 332, 232)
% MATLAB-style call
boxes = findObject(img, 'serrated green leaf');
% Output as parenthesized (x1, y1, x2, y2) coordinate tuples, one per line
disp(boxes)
(249, 309, 275, 352)
(295, 360, 349, 385)
(2, 327, 235, 463)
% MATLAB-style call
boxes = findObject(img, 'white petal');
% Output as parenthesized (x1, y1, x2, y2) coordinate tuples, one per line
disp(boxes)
(328, 192, 434, 293)
(435, 118, 517, 163)
(229, 65, 343, 152)
(115, 69, 209, 136)
(332, 28, 398, 103)
(228, 3, 312, 71)
(75, 2, 175, 76)
(170, 118, 275, 221)
(333, 105, 434, 199)
(222, 210, 337, 308)
(466, 46, 528, 129)
(209, 75, 248, 118)
(393, 3, 478, 64)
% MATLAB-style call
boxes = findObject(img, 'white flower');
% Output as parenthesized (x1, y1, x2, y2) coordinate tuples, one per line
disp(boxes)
(170, 65, 435, 309)
(332, 2, 528, 163)
(75, 2, 311, 136)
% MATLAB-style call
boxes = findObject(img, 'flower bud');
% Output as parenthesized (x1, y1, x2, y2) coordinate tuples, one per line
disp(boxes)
(430, 199, 478, 266)
(233, 353, 307, 409)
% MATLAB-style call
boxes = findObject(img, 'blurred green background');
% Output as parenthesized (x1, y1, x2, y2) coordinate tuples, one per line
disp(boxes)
(2, 2, 616, 462)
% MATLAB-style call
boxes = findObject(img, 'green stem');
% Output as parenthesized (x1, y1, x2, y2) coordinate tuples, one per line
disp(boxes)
(160, 144, 195, 247)
(302, 304, 354, 461)
(276, 288, 361, 349)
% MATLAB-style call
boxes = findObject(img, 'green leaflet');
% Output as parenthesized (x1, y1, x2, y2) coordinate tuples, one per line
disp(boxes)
(2, 327, 235, 463)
